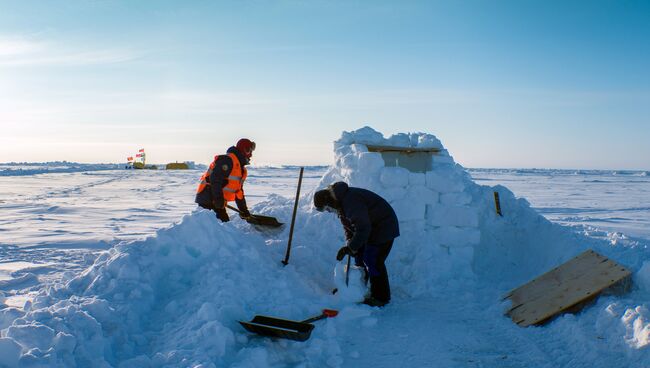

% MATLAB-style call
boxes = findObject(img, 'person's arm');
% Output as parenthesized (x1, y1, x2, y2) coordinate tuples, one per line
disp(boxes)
(339, 215, 354, 240)
(209, 156, 233, 209)
(344, 201, 371, 253)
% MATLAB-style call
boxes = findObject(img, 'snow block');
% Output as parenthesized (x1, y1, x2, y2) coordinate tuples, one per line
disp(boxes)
(357, 152, 384, 174)
(339, 126, 385, 145)
(408, 172, 426, 186)
(399, 220, 426, 237)
(337, 153, 358, 171)
(348, 170, 378, 190)
(387, 133, 412, 147)
(6, 323, 55, 351)
(432, 155, 455, 165)
(392, 198, 425, 222)
(0, 337, 22, 367)
(0, 308, 24, 330)
(53, 332, 76, 355)
(381, 187, 406, 202)
(427, 205, 479, 227)
(425, 171, 464, 193)
(440, 192, 472, 206)
(407, 185, 439, 205)
(334, 143, 353, 158)
(379, 167, 410, 188)
(416, 134, 443, 149)
(350, 143, 369, 154)
(448, 245, 475, 272)
(429, 226, 481, 246)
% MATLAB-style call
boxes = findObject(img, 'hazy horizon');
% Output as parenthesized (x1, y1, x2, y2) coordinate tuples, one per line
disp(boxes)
(2, 158, 649, 173)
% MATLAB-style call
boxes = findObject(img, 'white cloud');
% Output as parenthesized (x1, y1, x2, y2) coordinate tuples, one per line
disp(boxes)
(0, 35, 140, 67)
(0, 37, 43, 56)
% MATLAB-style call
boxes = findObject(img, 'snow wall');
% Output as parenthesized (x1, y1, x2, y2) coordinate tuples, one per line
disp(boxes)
(1, 127, 648, 367)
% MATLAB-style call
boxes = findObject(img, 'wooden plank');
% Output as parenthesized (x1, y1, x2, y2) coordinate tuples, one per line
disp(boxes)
(504, 250, 598, 304)
(505, 249, 631, 327)
(366, 145, 441, 154)
(508, 253, 631, 326)
(511, 261, 630, 326)
(507, 252, 626, 315)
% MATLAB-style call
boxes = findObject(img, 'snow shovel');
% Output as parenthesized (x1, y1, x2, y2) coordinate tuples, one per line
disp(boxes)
(226, 205, 283, 228)
(332, 254, 351, 295)
(239, 309, 338, 341)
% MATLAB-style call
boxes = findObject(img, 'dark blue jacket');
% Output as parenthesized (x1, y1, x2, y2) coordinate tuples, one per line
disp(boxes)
(331, 182, 400, 251)
(195, 146, 249, 211)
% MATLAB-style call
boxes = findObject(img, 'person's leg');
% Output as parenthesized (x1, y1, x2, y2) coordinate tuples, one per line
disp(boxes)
(371, 240, 393, 303)
(363, 240, 394, 304)
(197, 202, 220, 219)
(354, 246, 368, 285)
(198, 203, 213, 210)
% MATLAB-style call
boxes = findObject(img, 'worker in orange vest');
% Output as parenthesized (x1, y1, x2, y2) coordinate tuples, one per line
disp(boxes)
(195, 138, 255, 222)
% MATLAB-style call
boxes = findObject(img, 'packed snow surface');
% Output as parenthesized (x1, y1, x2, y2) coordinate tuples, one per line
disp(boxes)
(0, 127, 649, 367)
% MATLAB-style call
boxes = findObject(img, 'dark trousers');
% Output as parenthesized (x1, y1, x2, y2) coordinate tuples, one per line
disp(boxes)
(354, 240, 394, 302)
(198, 202, 213, 210)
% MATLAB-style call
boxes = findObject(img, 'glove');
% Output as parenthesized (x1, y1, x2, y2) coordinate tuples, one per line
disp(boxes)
(336, 246, 353, 261)
(215, 207, 230, 223)
(239, 208, 251, 219)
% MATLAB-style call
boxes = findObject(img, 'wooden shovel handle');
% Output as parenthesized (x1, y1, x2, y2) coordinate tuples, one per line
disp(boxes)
(226, 204, 252, 220)
(226, 204, 241, 213)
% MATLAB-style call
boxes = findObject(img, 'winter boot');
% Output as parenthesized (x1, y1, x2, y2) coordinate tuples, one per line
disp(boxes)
(362, 296, 389, 307)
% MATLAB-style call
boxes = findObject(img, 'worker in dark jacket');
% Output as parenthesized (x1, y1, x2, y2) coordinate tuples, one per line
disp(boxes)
(314, 182, 400, 307)
(195, 139, 255, 222)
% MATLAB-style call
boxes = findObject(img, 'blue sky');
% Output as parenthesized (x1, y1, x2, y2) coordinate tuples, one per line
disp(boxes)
(1, 0, 648, 169)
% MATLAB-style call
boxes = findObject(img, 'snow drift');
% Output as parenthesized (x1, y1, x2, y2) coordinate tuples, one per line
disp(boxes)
(1, 127, 648, 367)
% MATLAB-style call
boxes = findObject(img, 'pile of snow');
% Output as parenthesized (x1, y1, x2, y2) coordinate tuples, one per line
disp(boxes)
(1, 127, 648, 367)
(0, 211, 355, 367)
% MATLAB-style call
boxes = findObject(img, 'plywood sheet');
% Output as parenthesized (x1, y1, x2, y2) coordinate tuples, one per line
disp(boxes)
(504, 249, 631, 327)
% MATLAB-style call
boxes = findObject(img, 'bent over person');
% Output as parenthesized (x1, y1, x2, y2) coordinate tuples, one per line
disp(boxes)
(195, 138, 255, 222)
(314, 182, 400, 307)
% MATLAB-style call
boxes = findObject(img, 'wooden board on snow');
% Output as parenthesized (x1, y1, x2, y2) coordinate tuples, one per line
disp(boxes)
(504, 249, 631, 327)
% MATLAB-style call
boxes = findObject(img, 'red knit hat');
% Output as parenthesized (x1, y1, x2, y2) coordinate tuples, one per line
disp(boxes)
(236, 138, 256, 158)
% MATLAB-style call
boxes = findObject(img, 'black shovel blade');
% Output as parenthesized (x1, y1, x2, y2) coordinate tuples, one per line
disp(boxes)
(246, 214, 284, 228)
(239, 315, 314, 341)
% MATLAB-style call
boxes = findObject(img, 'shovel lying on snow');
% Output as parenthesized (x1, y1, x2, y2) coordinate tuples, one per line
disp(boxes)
(239, 309, 339, 341)
(226, 205, 283, 228)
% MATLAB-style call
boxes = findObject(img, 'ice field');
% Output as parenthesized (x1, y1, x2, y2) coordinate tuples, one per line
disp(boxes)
(0, 128, 648, 367)
(470, 168, 650, 242)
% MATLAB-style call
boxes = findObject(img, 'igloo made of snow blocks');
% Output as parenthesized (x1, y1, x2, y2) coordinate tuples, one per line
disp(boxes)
(316, 127, 489, 288)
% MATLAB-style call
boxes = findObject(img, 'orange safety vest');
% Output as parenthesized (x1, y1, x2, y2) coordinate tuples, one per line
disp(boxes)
(196, 153, 247, 202)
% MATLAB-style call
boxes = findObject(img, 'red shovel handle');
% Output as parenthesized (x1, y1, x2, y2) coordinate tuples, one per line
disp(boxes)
(301, 309, 339, 324)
